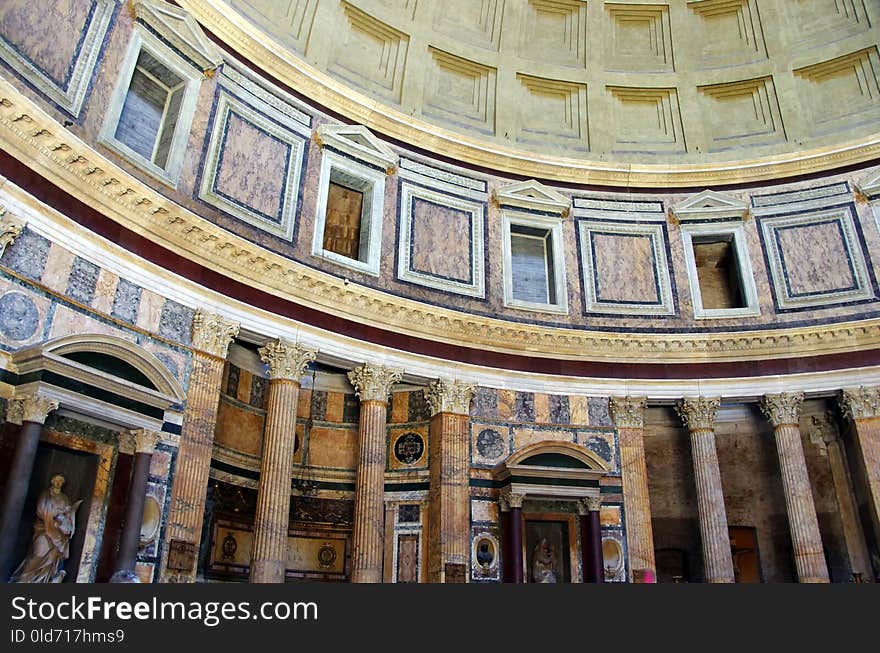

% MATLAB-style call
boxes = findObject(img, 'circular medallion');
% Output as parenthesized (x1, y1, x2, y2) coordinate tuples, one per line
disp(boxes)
(394, 432, 424, 465)
(317, 543, 337, 568)
(222, 532, 238, 561)
(476, 428, 505, 459)
(0, 292, 39, 341)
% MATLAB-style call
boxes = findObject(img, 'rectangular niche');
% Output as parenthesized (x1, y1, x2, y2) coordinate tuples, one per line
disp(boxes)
(604, 2, 674, 72)
(578, 219, 675, 316)
(515, 74, 589, 148)
(502, 211, 568, 314)
(198, 88, 307, 241)
(758, 206, 876, 311)
(424, 47, 497, 134)
(518, 0, 588, 68)
(397, 182, 486, 298)
(686, 0, 767, 68)
(312, 151, 386, 276)
(680, 222, 760, 319)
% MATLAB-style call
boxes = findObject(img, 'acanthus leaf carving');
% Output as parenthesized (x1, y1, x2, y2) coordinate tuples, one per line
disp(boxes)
(258, 339, 317, 381)
(347, 363, 403, 403)
(424, 378, 476, 416)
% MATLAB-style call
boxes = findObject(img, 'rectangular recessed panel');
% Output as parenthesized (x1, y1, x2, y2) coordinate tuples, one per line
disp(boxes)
(323, 182, 364, 260)
(511, 229, 551, 305)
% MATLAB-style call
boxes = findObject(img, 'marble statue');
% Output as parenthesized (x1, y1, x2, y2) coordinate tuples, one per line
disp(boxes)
(531, 537, 558, 583)
(11, 474, 82, 583)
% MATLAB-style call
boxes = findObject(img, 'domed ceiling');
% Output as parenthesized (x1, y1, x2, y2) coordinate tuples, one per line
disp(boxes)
(186, 0, 880, 185)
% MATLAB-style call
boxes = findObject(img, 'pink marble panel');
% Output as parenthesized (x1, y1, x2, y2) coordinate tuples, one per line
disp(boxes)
(592, 232, 659, 303)
(409, 197, 472, 283)
(775, 221, 855, 295)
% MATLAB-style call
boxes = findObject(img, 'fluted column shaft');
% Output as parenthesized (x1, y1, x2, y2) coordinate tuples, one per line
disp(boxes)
(352, 400, 389, 583)
(840, 388, 880, 558)
(0, 394, 58, 582)
(425, 379, 474, 583)
(161, 311, 239, 583)
(677, 398, 735, 583)
(111, 429, 162, 583)
(761, 393, 828, 583)
(250, 341, 316, 583)
(610, 397, 656, 583)
(348, 363, 402, 583)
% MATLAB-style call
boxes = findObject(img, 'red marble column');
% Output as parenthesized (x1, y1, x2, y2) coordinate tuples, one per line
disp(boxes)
(581, 496, 604, 583)
(501, 489, 524, 583)
(250, 340, 316, 583)
(425, 378, 475, 583)
(676, 397, 735, 583)
(111, 429, 162, 583)
(348, 363, 402, 583)
(0, 394, 58, 582)
(760, 393, 829, 583)
(160, 310, 239, 583)
(609, 396, 656, 583)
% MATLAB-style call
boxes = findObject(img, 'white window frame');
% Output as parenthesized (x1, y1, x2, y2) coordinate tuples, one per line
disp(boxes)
(99, 29, 202, 188)
(680, 222, 760, 319)
(312, 150, 386, 277)
(501, 210, 568, 314)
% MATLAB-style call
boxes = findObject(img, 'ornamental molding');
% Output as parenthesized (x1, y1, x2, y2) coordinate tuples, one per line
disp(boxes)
(314, 124, 398, 172)
(4, 79, 880, 364)
(676, 397, 720, 431)
(424, 379, 475, 416)
(669, 190, 749, 222)
(0, 210, 25, 259)
(347, 363, 403, 403)
(258, 339, 316, 381)
(134, 0, 223, 74)
(839, 386, 880, 421)
(129, 428, 163, 455)
(7, 392, 59, 425)
(493, 180, 570, 216)
(191, 310, 239, 359)
(760, 392, 804, 427)
(609, 396, 646, 429)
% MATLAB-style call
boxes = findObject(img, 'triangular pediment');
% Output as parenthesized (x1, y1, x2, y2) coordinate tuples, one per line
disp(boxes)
(495, 180, 570, 215)
(135, 1, 223, 72)
(857, 171, 880, 198)
(315, 124, 398, 171)
(671, 190, 749, 221)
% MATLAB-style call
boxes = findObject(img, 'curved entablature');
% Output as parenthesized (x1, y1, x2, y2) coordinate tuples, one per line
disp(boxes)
(179, 0, 880, 186)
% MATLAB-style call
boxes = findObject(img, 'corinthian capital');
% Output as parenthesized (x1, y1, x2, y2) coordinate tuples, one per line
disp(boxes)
(676, 396, 720, 431)
(609, 396, 647, 429)
(191, 310, 239, 358)
(840, 386, 880, 421)
(7, 393, 59, 425)
(258, 339, 317, 381)
(0, 216, 25, 259)
(347, 363, 403, 403)
(760, 392, 804, 427)
(129, 428, 163, 454)
(424, 378, 475, 416)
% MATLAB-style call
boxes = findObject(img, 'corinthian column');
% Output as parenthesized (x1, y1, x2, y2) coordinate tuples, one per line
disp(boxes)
(760, 393, 829, 583)
(111, 428, 163, 583)
(161, 310, 239, 583)
(609, 396, 655, 583)
(347, 363, 403, 583)
(676, 397, 735, 583)
(0, 393, 58, 582)
(839, 386, 880, 559)
(249, 340, 316, 583)
(424, 378, 475, 583)
(809, 413, 873, 581)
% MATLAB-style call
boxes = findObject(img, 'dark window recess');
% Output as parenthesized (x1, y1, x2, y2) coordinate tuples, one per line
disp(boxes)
(61, 351, 158, 390)
(398, 504, 420, 523)
(692, 237, 745, 309)
(323, 182, 364, 260)
(115, 49, 184, 168)
(510, 224, 555, 305)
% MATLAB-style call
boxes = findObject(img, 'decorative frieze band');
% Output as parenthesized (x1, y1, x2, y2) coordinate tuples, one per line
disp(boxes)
(191, 310, 240, 359)
(7, 393, 59, 425)
(424, 379, 475, 417)
(839, 386, 880, 420)
(676, 397, 721, 431)
(347, 363, 403, 403)
(129, 428, 163, 455)
(258, 339, 317, 381)
(760, 392, 804, 427)
(610, 396, 647, 429)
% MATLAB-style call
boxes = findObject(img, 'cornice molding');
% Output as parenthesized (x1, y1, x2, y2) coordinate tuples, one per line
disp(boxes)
(4, 79, 880, 366)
